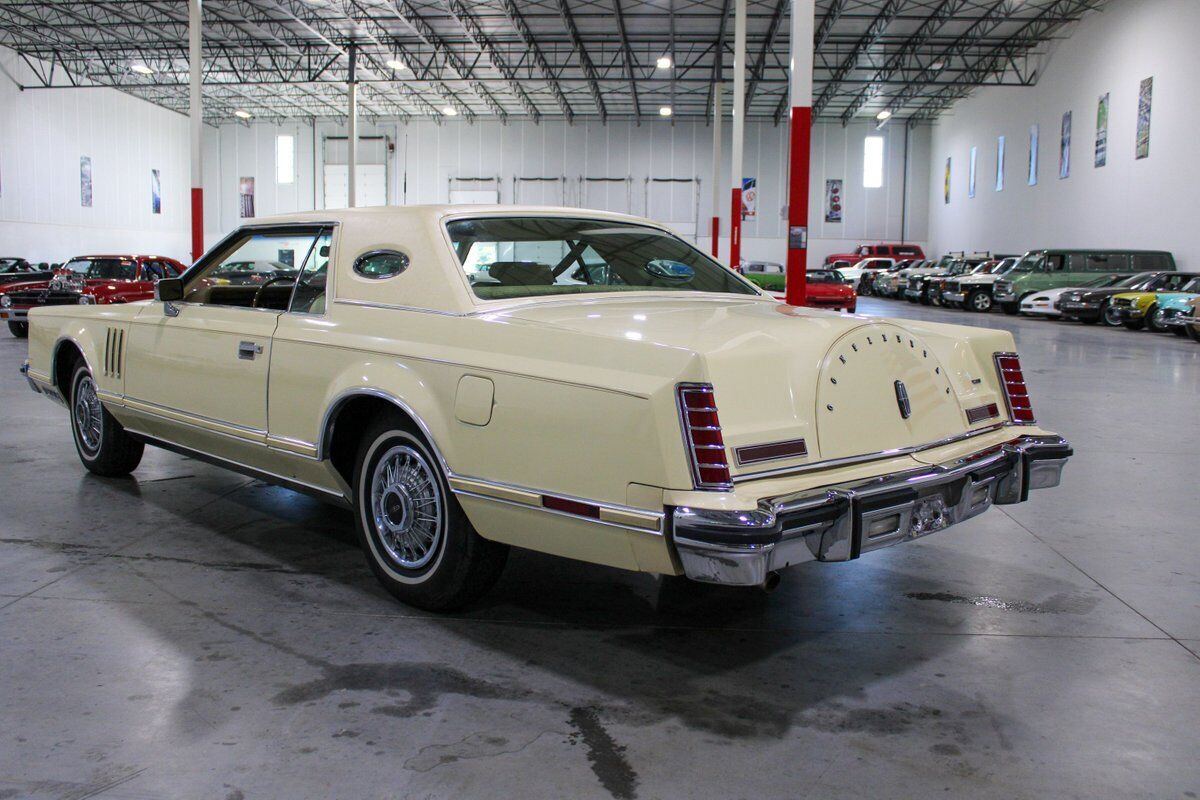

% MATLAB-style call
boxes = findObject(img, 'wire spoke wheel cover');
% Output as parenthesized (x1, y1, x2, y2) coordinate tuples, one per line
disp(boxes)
(74, 375, 103, 456)
(370, 444, 444, 570)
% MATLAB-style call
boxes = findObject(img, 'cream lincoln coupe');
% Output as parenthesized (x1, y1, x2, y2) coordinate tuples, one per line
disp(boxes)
(21, 206, 1071, 609)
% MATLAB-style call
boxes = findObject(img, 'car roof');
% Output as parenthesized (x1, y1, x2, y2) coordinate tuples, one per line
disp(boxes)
(246, 204, 666, 230)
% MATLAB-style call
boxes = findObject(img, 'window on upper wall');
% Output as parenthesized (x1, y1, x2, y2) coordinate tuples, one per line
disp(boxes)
(863, 136, 884, 188)
(276, 135, 295, 184)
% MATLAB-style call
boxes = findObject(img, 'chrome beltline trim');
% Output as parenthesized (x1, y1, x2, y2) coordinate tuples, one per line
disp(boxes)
(731, 423, 1011, 483)
(333, 298, 466, 317)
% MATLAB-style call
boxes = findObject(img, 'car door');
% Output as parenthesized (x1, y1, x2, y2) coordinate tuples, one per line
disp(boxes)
(124, 225, 328, 444)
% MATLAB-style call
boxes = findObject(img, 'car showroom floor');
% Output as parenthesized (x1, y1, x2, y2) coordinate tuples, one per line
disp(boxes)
(1, 299, 1197, 800)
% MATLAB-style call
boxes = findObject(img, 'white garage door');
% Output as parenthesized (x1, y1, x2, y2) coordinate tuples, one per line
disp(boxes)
(323, 164, 387, 209)
(646, 177, 699, 241)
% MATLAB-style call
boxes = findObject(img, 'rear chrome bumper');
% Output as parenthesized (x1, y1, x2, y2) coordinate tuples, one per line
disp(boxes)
(671, 434, 1072, 587)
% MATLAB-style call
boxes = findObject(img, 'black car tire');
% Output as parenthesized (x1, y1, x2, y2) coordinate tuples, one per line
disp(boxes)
(967, 289, 994, 313)
(353, 415, 508, 611)
(1187, 325, 1200, 343)
(1101, 300, 1123, 327)
(1001, 302, 1020, 315)
(70, 365, 144, 477)
(7, 321, 28, 338)
(1145, 305, 1168, 333)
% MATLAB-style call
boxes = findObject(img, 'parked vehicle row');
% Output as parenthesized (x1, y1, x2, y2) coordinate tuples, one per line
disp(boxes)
(870, 246, 1198, 343)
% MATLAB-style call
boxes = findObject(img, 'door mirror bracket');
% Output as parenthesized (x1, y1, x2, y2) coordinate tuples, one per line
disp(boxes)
(155, 277, 184, 317)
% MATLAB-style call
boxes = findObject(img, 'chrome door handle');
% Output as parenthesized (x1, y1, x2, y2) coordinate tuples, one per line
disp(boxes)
(238, 341, 263, 360)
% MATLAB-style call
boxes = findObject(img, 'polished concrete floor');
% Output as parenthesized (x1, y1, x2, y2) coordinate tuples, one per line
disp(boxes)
(1, 299, 1198, 800)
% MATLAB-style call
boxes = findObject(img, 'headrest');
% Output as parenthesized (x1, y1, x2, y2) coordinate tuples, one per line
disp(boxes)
(487, 261, 553, 286)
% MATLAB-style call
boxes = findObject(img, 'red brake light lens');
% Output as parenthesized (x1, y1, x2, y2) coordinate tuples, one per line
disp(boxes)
(676, 384, 732, 489)
(994, 353, 1036, 424)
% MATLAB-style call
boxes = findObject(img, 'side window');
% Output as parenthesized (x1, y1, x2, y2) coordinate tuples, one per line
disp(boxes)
(183, 228, 323, 309)
(353, 250, 409, 280)
(1087, 253, 1112, 272)
(163, 260, 183, 277)
(288, 231, 334, 314)
(1132, 253, 1166, 271)
(1067, 254, 1088, 271)
(142, 261, 165, 281)
(1045, 254, 1066, 272)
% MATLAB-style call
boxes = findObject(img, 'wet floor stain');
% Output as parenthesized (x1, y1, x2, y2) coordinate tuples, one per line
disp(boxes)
(567, 707, 639, 800)
(905, 591, 1098, 614)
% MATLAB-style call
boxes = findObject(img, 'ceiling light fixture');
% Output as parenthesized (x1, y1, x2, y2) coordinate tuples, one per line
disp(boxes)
(656, 56, 672, 70)
(130, 63, 153, 75)
(234, 109, 253, 119)
(930, 60, 946, 71)
(385, 59, 406, 71)
(442, 106, 458, 116)
(659, 106, 673, 117)
(876, 109, 892, 121)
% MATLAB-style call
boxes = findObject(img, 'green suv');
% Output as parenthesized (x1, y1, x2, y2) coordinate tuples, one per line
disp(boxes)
(993, 250, 1176, 315)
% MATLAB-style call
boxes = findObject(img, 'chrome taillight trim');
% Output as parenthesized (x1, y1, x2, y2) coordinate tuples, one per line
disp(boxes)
(676, 382, 734, 491)
(993, 351, 1036, 425)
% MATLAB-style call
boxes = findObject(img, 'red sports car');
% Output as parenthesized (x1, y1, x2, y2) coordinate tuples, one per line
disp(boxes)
(802, 268, 857, 312)
(0, 254, 186, 338)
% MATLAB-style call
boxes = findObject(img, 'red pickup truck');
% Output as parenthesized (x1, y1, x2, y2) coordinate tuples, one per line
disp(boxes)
(824, 243, 925, 267)
(0, 254, 186, 337)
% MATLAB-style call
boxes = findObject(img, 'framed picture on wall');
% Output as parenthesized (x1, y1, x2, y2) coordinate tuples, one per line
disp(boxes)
(996, 136, 1005, 192)
(741, 177, 757, 219)
(1060, 112, 1072, 179)
(1095, 93, 1109, 167)
(80, 156, 93, 207)
(1028, 124, 1039, 186)
(151, 169, 162, 214)
(968, 147, 977, 199)
(239, 176, 256, 218)
(824, 179, 842, 223)
(944, 157, 951, 205)
(1136, 77, 1152, 159)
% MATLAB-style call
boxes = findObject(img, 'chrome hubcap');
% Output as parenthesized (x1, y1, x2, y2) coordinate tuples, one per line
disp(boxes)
(370, 445, 443, 569)
(74, 376, 103, 454)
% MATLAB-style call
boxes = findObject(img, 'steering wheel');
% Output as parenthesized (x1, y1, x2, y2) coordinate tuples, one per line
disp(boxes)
(252, 274, 295, 308)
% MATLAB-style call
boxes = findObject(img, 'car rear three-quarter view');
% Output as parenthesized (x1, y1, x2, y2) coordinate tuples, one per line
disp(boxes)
(21, 206, 1070, 610)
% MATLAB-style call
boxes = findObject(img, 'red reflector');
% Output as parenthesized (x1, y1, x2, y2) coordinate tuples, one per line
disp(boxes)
(677, 383, 732, 490)
(542, 495, 601, 519)
(994, 353, 1036, 424)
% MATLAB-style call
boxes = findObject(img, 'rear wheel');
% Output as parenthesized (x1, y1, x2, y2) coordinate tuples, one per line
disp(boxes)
(70, 365, 144, 476)
(353, 416, 507, 611)
(7, 321, 28, 338)
(967, 289, 994, 313)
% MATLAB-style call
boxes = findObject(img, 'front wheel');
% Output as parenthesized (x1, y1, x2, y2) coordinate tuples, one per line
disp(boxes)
(967, 289, 994, 313)
(70, 365, 144, 476)
(7, 321, 28, 338)
(1188, 325, 1200, 343)
(1145, 305, 1168, 333)
(1101, 301, 1123, 327)
(353, 419, 508, 611)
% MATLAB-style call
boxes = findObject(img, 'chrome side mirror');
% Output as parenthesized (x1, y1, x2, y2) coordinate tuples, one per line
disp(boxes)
(155, 277, 183, 317)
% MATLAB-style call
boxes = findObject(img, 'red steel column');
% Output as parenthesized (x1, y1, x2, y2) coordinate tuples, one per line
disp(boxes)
(189, 0, 204, 262)
(728, 0, 746, 270)
(710, 84, 722, 258)
(784, 0, 815, 307)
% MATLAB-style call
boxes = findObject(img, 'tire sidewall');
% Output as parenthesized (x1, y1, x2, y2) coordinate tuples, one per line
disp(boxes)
(355, 428, 451, 586)
(70, 366, 104, 465)
(969, 290, 993, 312)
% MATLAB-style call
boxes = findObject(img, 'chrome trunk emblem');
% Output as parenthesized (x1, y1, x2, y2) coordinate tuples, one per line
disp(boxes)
(894, 380, 912, 419)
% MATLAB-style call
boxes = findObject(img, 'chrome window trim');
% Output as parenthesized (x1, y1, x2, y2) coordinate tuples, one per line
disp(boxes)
(731, 423, 1011, 483)
(332, 298, 466, 317)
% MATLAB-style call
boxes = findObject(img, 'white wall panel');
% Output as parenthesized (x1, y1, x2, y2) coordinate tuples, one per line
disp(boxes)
(203, 115, 928, 266)
(927, 0, 1197, 268)
(0, 47, 190, 263)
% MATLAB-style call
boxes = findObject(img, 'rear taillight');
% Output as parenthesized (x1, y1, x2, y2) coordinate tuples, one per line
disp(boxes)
(676, 383, 732, 490)
(994, 353, 1035, 424)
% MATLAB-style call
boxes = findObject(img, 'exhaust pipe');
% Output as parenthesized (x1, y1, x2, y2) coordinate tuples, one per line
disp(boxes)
(760, 571, 781, 594)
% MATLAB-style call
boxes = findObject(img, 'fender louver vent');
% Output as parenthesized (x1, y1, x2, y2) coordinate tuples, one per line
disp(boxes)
(104, 327, 125, 379)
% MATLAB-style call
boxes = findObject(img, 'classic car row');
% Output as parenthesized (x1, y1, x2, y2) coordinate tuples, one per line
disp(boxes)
(18, 206, 1070, 610)
(867, 247, 1199, 342)
(0, 255, 189, 338)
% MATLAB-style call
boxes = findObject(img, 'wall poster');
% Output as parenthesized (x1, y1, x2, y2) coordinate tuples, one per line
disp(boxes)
(968, 146, 977, 199)
(995, 136, 1006, 192)
(1136, 77, 1153, 159)
(740, 177, 757, 219)
(824, 179, 842, 222)
(151, 169, 162, 214)
(1060, 111, 1072, 179)
(1095, 92, 1109, 167)
(239, 176, 256, 218)
(80, 156, 93, 207)
(1028, 124, 1039, 186)
(943, 157, 951, 205)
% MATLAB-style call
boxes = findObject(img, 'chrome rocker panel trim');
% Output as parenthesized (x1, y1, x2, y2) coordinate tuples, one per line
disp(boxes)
(672, 434, 1072, 587)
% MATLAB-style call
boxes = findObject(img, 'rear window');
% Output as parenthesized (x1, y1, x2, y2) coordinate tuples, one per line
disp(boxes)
(447, 217, 758, 301)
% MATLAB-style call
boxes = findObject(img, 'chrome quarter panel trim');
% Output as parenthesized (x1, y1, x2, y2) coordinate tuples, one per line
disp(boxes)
(266, 434, 320, 459)
(121, 396, 268, 443)
(731, 423, 1009, 483)
(448, 476, 540, 505)
(455, 488, 663, 535)
(317, 388, 450, 469)
(449, 475, 664, 533)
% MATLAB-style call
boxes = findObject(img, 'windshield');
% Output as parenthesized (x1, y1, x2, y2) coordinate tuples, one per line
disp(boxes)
(62, 258, 137, 280)
(1011, 252, 1045, 273)
(808, 270, 844, 284)
(1112, 272, 1157, 289)
(1180, 278, 1200, 293)
(448, 217, 758, 301)
(0, 258, 25, 272)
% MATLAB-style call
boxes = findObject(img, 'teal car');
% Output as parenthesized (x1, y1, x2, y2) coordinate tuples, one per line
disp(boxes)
(1154, 284, 1200, 336)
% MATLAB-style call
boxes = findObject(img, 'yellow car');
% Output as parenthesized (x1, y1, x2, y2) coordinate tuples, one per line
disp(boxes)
(1109, 274, 1200, 332)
